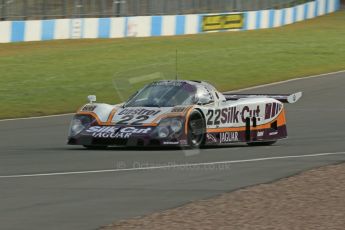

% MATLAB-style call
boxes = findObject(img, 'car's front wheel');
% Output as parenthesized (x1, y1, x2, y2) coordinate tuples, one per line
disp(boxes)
(187, 110, 206, 148)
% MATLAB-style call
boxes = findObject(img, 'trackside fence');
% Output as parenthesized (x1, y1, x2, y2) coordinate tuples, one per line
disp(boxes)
(0, 0, 340, 43)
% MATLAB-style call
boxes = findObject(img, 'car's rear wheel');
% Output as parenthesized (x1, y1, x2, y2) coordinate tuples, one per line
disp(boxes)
(247, 141, 277, 146)
(187, 110, 206, 148)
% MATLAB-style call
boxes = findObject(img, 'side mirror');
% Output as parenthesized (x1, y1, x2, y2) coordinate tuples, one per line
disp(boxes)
(87, 95, 96, 104)
(197, 96, 213, 105)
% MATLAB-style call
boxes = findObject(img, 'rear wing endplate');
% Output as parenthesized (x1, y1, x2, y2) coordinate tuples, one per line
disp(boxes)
(222, 92, 302, 104)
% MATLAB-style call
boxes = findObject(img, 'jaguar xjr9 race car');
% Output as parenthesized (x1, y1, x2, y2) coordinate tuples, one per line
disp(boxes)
(67, 80, 302, 148)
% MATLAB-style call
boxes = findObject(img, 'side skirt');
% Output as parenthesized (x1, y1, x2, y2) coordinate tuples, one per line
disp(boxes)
(205, 125, 287, 145)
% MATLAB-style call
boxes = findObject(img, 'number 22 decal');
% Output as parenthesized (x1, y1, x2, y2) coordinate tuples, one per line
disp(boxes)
(206, 110, 213, 125)
(117, 115, 150, 125)
(206, 109, 220, 126)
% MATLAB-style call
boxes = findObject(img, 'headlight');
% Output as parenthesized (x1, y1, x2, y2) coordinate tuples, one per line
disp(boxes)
(158, 127, 170, 138)
(157, 117, 183, 138)
(68, 115, 94, 137)
(170, 118, 183, 133)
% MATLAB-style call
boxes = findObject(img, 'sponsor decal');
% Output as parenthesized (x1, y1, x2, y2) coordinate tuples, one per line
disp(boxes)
(118, 108, 161, 116)
(219, 132, 239, 143)
(269, 131, 278, 136)
(163, 141, 179, 145)
(241, 106, 261, 123)
(81, 104, 97, 112)
(206, 106, 261, 125)
(206, 133, 217, 143)
(151, 81, 183, 87)
(257, 131, 264, 137)
(87, 126, 119, 133)
(86, 126, 151, 139)
(179, 139, 188, 145)
(93, 132, 131, 139)
(171, 107, 186, 113)
(120, 127, 151, 134)
(265, 103, 282, 119)
(202, 14, 244, 32)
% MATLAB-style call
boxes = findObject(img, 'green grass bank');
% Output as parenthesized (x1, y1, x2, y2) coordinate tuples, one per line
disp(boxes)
(0, 11, 344, 119)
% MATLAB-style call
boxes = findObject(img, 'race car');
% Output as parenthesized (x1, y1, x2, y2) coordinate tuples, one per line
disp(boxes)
(67, 80, 302, 148)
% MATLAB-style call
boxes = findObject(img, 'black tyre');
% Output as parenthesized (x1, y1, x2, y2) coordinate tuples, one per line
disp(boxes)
(187, 110, 206, 148)
(247, 141, 277, 146)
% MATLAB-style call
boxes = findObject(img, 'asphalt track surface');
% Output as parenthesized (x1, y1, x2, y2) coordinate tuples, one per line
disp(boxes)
(1, 71, 345, 230)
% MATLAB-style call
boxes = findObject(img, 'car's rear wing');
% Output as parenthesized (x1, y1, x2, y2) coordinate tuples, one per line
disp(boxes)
(222, 92, 302, 104)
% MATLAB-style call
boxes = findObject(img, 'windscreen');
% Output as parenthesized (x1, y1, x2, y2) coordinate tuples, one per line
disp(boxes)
(124, 82, 197, 107)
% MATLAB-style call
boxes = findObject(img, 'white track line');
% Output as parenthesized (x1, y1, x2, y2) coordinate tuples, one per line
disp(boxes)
(227, 69, 345, 92)
(1, 69, 345, 122)
(0, 113, 74, 122)
(1, 151, 344, 179)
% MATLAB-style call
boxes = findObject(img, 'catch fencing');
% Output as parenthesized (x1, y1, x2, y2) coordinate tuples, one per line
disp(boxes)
(1, 0, 313, 20)
(0, 0, 340, 43)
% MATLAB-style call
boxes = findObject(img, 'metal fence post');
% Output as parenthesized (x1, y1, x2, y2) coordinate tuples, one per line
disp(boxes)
(22, 0, 28, 20)
(236, 0, 241, 11)
(73, 0, 82, 18)
(42, 0, 47, 19)
(111, 0, 115, 16)
(100, 0, 106, 17)
(1, 0, 6, 20)
(62, 0, 67, 18)
(73, 0, 77, 17)
(116, 0, 121, 17)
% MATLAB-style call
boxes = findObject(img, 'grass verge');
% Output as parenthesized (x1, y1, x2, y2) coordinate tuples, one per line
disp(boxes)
(0, 11, 345, 119)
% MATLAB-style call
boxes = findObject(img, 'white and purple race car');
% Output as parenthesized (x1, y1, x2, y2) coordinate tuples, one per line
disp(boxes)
(67, 80, 302, 148)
